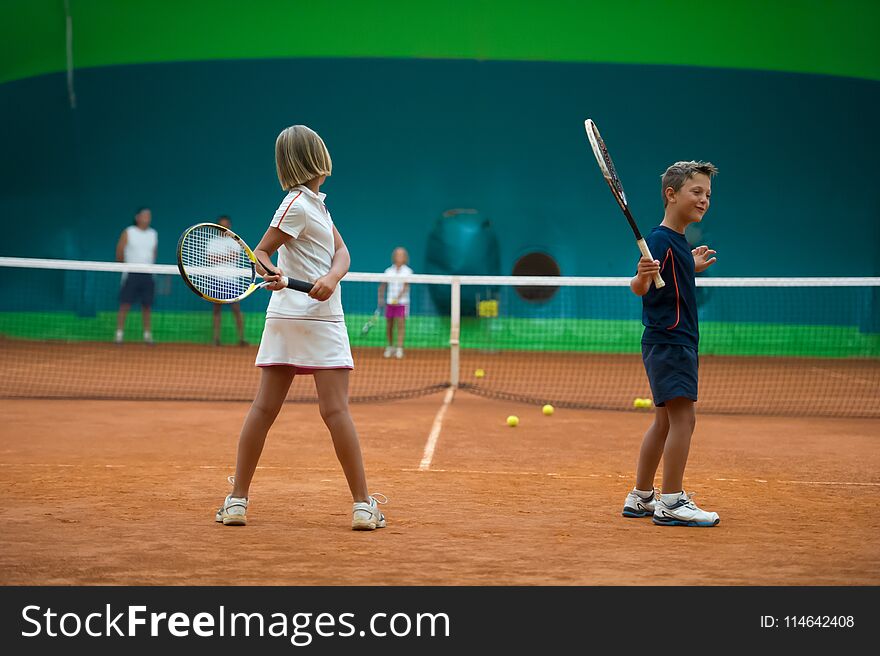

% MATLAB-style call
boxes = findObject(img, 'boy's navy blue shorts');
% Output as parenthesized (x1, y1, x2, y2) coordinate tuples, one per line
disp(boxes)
(119, 273, 155, 306)
(641, 343, 698, 406)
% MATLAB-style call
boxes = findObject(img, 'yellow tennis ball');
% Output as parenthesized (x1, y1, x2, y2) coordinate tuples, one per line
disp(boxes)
(474, 369, 485, 378)
(506, 415, 519, 427)
(542, 404, 554, 416)
(633, 398, 642, 408)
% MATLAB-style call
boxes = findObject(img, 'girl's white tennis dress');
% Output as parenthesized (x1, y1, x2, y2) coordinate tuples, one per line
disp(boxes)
(255, 185, 353, 373)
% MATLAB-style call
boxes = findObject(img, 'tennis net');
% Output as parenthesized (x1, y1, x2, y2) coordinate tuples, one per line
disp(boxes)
(1, 257, 878, 417)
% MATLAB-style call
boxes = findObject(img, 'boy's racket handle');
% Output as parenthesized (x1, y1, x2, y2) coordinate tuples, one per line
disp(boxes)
(636, 238, 665, 289)
(282, 276, 315, 294)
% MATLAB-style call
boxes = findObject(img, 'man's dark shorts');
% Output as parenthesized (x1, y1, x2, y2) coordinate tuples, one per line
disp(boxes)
(119, 273, 154, 306)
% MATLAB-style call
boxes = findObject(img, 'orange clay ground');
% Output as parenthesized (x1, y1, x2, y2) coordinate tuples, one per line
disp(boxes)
(1, 394, 878, 585)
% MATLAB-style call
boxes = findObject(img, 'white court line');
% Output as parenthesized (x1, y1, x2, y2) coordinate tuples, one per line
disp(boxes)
(418, 387, 456, 471)
(808, 366, 876, 386)
(0, 463, 75, 467)
(406, 467, 575, 478)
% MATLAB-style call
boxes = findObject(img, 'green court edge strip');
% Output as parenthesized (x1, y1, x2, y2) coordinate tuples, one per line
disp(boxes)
(1, 311, 877, 358)
(3, 0, 880, 84)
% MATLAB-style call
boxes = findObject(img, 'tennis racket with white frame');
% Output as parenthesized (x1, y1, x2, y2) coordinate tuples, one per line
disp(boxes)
(584, 118, 664, 289)
(177, 222, 313, 303)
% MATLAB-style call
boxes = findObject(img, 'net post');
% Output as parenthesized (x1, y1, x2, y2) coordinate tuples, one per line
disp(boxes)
(450, 277, 461, 388)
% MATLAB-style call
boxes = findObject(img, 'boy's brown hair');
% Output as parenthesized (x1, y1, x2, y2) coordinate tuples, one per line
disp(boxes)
(660, 161, 718, 206)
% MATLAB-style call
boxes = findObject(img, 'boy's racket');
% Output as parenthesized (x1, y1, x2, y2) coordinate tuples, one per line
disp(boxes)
(584, 119, 664, 289)
(177, 222, 313, 303)
(361, 308, 381, 335)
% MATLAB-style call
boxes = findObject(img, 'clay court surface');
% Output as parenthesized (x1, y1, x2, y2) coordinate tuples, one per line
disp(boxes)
(2, 393, 878, 586)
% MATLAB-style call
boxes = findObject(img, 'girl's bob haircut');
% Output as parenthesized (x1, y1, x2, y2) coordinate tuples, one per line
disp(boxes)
(275, 125, 333, 190)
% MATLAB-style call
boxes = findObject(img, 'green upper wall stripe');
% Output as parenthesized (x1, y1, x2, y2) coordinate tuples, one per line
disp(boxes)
(3, 0, 879, 84)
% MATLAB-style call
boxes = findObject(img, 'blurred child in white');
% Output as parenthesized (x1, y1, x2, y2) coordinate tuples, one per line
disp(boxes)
(378, 247, 412, 359)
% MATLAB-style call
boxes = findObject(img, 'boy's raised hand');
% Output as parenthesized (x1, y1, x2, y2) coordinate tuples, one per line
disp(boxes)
(692, 245, 717, 273)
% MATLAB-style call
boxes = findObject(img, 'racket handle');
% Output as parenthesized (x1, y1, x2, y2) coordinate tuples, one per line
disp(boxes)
(282, 276, 314, 294)
(636, 238, 665, 289)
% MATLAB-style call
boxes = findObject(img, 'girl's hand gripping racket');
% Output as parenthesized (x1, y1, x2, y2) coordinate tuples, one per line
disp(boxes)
(584, 119, 664, 289)
(177, 222, 313, 303)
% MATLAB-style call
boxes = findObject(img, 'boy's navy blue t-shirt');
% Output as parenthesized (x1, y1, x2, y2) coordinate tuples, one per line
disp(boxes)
(641, 225, 698, 350)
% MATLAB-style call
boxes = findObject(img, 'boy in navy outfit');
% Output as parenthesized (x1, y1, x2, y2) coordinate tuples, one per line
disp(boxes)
(622, 161, 720, 527)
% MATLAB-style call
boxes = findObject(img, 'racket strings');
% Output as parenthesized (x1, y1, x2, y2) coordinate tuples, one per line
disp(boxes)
(180, 226, 254, 301)
(587, 120, 626, 205)
(592, 129, 627, 202)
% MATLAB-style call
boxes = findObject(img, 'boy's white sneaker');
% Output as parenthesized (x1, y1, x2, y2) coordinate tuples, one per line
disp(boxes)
(622, 489, 656, 518)
(653, 492, 719, 527)
(383, 347, 394, 358)
(395, 347, 404, 359)
(352, 494, 387, 531)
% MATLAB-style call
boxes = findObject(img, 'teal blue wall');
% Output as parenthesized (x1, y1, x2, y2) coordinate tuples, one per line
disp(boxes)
(2, 58, 878, 277)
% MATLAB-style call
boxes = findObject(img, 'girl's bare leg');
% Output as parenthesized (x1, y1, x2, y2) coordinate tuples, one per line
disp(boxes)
(313, 369, 369, 502)
(231, 366, 295, 498)
(395, 317, 406, 348)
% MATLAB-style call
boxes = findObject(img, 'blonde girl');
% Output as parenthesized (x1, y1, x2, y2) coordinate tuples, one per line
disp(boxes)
(215, 125, 386, 530)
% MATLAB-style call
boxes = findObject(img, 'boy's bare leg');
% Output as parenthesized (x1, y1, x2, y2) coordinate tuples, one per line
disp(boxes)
(660, 397, 696, 494)
(231, 366, 295, 498)
(635, 406, 669, 491)
(313, 369, 369, 502)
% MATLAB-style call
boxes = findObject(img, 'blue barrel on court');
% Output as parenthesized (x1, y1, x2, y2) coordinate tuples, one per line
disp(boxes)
(424, 209, 500, 316)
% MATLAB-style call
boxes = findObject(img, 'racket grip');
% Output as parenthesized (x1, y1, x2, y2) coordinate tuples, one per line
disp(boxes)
(636, 238, 665, 289)
(283, 276, 314, 294)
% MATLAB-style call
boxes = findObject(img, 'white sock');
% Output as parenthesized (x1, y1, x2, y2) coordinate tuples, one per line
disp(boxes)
(633, 488, 654, 499)
(660, 491, 684, 504)
(143, 330, 152, 340)
(115, 329, 123, 340)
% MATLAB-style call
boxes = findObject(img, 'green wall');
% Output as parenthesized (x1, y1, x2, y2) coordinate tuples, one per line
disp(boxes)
(2, 2, 877, 288)
(2, 57, 878, 280)
(3, 0, 880, 84)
